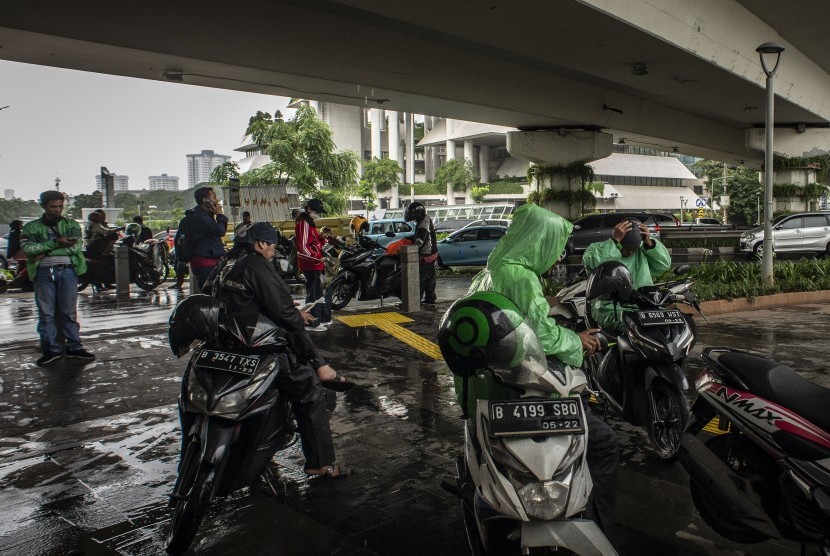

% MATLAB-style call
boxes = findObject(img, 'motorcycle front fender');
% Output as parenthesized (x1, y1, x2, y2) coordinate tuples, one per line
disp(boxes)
(197, 416, 239, 466)
(644, 362, 689, 393)
(521, 519, 617, 556)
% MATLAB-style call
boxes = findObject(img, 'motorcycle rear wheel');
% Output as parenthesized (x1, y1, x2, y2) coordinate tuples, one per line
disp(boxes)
(134, 266, 162, 291)
(646, 382, 689, 460)
(166, 461, 215, 554)
(689, 434, 771, 544)
(329, 277, 356, 310)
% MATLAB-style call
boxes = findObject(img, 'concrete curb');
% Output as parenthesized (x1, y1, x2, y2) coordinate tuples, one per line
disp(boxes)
(679, 289, 830, 316)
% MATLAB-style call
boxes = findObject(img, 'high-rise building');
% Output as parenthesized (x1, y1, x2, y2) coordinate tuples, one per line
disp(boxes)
(148, 173, 179, 191)
(95, 173, 129, 192)
(4, 189, 14, 200)
(185, 150, 231, 188)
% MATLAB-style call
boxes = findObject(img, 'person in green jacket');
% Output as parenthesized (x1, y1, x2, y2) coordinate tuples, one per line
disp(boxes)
(453, 203, 618, 536)
(583, 218, 672, 334)
(21, 191, 94, 366)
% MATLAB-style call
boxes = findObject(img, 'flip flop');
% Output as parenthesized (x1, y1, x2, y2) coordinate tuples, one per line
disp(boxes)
(306, 464, 348, 480)
(321, 375, 355, 392)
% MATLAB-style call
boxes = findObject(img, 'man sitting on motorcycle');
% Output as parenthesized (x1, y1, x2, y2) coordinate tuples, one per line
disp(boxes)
(583, 218, 671, 334)
(456, 202, 619, 536)
(208, 222, 347, 479)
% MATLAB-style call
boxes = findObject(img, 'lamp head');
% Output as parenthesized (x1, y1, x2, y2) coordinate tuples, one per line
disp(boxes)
(756, 42, 785, 55)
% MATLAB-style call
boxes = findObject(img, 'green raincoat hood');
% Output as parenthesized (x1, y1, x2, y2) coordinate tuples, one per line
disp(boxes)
(487, 203, 573, 275)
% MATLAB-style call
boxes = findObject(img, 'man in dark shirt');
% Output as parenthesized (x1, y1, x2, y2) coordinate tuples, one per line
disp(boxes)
(212, 222, 345, 478)
(185, 186, 229, 290)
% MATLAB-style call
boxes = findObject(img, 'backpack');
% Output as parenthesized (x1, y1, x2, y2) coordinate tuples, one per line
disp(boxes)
(174, 214, 193, 263)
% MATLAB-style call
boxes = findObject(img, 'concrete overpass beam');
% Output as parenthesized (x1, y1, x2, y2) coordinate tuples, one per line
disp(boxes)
(506, 130, 614, 166)
(745, 127, 830, 159)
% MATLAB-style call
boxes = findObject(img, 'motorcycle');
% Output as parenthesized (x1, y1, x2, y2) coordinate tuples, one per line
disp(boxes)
(327, 233, 403, 310)
(78, 241, 163, 292)
(272, 235, 304, 285)
(570, 262, 705, 459)
(438, 292, 617, 555)
(165, 294, 298, 554)
(679, 347, 830, 551)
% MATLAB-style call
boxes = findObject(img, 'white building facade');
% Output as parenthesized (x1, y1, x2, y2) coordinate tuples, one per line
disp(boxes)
(186, 150, 231, 188)
(95, 173, 129, 192)
(148, 173, 179, 191)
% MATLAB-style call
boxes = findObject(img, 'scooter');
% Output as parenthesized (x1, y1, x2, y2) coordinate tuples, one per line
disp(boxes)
(679, 347, 830, 552)
(579, 263, 705, 459)
(272, 235, 304, 285)
(165, 294, 297, 554)
(438, 292, 617, 555)
(327, 233, 403, 310)
(78, 241, 163, 292)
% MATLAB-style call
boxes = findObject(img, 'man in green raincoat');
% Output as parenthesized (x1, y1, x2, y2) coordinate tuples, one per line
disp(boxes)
(583, 218, 672, 333)
(454, 203, 619, 536)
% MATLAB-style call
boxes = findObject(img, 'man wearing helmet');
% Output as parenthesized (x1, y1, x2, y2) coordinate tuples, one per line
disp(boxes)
(583, 218, 671, 334)
(403, 202, 438, 304)
(459, 203, 619, 536)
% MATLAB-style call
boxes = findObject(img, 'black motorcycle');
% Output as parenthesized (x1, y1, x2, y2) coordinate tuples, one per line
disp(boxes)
(582, 261, 704, 459)
(327, 233, 403, 310)
(78, 242, 163, 291)
(679, 347, 830, 551)
(273, 235, 305, 285)
(165, 295, 297, 554)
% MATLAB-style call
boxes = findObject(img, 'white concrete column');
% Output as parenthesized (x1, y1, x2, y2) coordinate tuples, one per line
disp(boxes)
(406, 112, 415, 202)
(388, 111, 401, 208)
(371, 109, 382, 161)
(479, 145, 491, 184)
(446, 119, 457, 205)
(464, 140, 476, 204)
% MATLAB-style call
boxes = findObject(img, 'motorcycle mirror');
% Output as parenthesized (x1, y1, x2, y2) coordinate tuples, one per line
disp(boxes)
(673, 264, 691, 275)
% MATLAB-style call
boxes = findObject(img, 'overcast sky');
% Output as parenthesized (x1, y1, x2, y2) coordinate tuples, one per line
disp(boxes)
(0, 60, 291, 201)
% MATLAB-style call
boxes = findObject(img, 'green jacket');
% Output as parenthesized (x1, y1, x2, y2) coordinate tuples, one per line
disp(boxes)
(453, 203, 583, 415)
(21, 216, 87, 277)
(582, 237, 671, 333)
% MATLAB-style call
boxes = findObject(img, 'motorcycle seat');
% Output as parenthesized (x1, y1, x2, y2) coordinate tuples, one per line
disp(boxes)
(719, 351, 830, 433)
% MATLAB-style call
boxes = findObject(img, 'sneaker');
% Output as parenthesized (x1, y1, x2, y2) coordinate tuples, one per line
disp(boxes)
(36, 352, 63, 366)
(422, 299, 437, 305)
(320, 321, 334, 326)
(65, 348, 95, 361)
(306, 324, 328, 332)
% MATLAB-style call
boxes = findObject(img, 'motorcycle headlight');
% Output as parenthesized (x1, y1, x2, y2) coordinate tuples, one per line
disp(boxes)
(212, 378, 267, 415)
(186, 369, 209, 411)
(517, 467, 574, 520)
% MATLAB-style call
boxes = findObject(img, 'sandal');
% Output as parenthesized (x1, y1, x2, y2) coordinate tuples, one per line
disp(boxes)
(305, 464, 348, 480)
(321, 375, 355, 392)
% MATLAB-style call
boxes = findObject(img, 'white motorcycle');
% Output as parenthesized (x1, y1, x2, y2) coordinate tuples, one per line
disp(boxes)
(438, 291, 616, 555)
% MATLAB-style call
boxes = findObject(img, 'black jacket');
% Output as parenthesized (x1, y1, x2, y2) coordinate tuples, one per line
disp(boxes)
(214, 250, 325, 368)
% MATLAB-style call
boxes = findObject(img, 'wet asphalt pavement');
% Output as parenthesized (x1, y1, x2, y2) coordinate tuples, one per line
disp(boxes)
(1, 275, 829, 556)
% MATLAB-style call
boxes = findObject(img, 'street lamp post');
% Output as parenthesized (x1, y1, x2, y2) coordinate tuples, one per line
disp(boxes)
(755, 192, 761, 225)
(137, 200, 144, 217)
(679, 196, 685, 223)
(757, 41, 785, 285)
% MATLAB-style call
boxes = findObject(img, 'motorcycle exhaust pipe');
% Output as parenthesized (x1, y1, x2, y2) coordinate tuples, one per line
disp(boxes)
(678, 433, 780, 539)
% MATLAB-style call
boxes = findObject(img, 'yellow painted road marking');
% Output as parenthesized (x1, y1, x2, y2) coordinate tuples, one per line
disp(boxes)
(336, 312, 444, 361)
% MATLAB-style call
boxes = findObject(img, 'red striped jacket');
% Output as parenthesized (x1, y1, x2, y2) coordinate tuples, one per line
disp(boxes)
(294, 213, 324, 271)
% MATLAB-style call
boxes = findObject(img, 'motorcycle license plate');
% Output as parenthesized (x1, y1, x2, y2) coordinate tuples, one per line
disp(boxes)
(637, 309, 685, 327)
(489, 398, 584, 437)
(195, 349, 259, 375)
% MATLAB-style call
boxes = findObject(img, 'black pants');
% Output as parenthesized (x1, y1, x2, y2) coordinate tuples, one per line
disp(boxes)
(584, 401, 619, 538)
(302, 269, 331, 324)
(419, 259, 436, 302)
(275, 351, 336, 469)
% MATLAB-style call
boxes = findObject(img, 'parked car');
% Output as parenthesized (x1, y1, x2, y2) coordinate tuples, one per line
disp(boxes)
(154, 229, 176, 250)
(690, 217, 722, 226)
(565, 212, 671, 258)
(740, 211, 830, 257)
(434, 218, 511, 234)
(366, 218, 414, 247)
(436, 225, 507, 267)
(0, 235, 8, 269)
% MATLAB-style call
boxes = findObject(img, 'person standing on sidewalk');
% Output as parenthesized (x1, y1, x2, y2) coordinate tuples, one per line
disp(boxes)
(21, 191, 95, 366)
(404, 202, 438, 304)
(295, 199, 331, 331)
(185, 186, 229, 290)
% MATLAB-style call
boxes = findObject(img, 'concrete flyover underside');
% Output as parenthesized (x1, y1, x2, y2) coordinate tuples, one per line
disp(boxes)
(2, 1, 830, 164)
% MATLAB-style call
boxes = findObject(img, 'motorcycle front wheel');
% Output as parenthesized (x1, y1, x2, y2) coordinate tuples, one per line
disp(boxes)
(646, 382, 689, 460)
(329, 277, 356, 310)
(134, 266, 162, 291)
(166, 461, 215, 554)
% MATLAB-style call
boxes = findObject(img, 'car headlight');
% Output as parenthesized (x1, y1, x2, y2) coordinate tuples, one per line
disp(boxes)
(517, 467, 574, 520)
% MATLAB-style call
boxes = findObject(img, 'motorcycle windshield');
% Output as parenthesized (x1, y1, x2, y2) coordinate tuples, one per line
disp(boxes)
(487, 317, 552, 390)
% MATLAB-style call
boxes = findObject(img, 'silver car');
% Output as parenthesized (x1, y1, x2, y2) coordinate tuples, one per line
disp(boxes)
(740, 211, 830, 257)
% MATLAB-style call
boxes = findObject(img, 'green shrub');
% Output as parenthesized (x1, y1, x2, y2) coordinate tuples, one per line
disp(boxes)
(661, 237, 739, 249)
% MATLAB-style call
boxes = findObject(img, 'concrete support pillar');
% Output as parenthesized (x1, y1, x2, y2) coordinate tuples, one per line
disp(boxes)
(425, 146, 436, 181)
(479, 145, 491, 184)
(400, 244, 420, 312)
(189, 264, 202, 294)
(405, 113, 415, 202)
(446, 121, 457, 205)
(464, 140, 475, 204)
(114, 243, 130, 297)
(388, 111, 401, 209)
(371, 109, 383, 161)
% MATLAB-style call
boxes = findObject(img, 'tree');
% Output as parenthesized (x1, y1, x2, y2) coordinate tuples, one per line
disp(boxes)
(361, 157, 401, 193)
(210, 161, 240, 185)
(434, 159, 478, 200)
(726, 167, 763, 225)
(245, 105, 359, 212)
(470, 185, 490, 202)
(0, 198, 42, 224)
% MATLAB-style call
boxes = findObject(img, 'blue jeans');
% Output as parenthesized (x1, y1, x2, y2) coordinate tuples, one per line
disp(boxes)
(302, 269, 331, 325)
(34, 265, 83, 353)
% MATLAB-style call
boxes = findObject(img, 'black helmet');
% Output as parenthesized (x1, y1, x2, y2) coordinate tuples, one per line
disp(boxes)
(168, 294, 222, 357)
(586, 261, 633, 303)
(620, 218, 643, 248)
(438, 291, 547, 384)
(404, 202, 426, 223)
